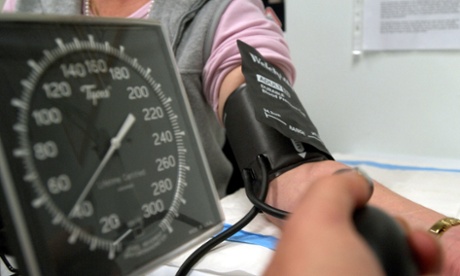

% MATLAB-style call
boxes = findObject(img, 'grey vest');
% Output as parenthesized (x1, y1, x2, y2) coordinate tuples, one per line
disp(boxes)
(15, 0, 234, 197)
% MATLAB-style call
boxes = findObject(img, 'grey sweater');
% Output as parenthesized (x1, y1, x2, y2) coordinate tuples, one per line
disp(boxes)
(14, 0, 234, 197)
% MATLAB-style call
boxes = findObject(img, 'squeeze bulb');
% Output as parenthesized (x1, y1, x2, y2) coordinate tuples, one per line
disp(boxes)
(353, 206, 418, 276)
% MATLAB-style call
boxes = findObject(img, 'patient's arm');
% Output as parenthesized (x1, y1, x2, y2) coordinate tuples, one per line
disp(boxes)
(265, 160, 460, 275)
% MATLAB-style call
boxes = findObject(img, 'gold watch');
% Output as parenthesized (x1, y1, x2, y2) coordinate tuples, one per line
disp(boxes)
(429, 217, 460, 237)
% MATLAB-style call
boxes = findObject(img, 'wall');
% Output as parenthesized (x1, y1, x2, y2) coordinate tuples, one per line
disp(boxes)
(284, 0, 460, 160)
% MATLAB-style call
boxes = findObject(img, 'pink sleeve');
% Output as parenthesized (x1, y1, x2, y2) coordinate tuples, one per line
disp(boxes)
(203, 0, 296, 115)
(2, 0, 16, 12)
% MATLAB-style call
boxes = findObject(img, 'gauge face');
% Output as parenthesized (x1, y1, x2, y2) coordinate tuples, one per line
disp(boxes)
(0, 16, 222, 276)
(23, 35, 184, 255)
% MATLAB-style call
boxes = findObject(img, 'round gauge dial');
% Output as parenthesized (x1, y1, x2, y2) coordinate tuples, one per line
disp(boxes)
(14, 35, 187, 260)
(0, 17, 222, 276)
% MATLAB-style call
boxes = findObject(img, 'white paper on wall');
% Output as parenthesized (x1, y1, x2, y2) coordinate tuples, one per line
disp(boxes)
(353, 0, 460, 53)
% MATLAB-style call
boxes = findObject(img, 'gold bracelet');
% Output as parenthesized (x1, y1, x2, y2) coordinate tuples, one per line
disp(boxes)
(429, 217, 460, 237)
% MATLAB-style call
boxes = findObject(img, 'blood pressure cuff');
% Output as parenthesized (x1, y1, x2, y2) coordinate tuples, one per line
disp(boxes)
(223, 41, 333, 181)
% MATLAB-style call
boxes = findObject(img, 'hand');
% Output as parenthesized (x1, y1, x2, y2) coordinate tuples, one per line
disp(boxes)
(263, 168, 442, 275)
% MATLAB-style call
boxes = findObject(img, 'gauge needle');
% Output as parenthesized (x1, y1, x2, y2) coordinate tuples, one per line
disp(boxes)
(113, 229, 133, 246)
(68, 113, 136, 218)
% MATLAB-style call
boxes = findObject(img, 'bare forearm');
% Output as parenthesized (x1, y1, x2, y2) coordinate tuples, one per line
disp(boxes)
(370, 181, 443, 229)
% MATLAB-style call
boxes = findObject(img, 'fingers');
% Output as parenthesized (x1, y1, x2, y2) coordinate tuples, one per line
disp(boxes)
(409, 230, 443, 274)
(394, 216, 443, 275)
(333, 168, 374, 205)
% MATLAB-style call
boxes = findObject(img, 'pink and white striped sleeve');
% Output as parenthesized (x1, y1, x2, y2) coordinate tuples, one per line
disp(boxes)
(2, 0, 16, 12)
